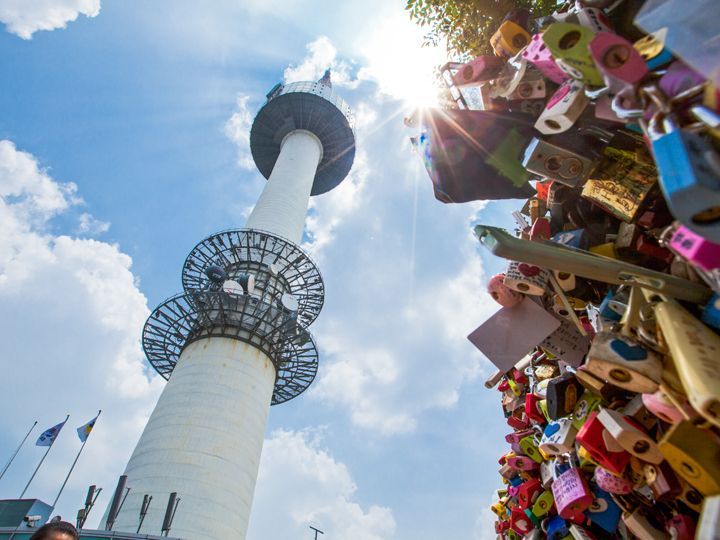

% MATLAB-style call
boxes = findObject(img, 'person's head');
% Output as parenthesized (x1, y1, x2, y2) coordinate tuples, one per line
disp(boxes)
(29, 520, 78, 540)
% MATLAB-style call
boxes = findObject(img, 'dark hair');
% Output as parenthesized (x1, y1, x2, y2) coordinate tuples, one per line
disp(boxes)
(29, 521, 79, 540)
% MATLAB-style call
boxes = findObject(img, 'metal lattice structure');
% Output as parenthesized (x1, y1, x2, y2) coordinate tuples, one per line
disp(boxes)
(182, 229, 324, 327)
(142, 290, 319, 405)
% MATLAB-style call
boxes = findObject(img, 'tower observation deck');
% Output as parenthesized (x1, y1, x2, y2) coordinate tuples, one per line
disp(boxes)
(108, 71, 355, 540)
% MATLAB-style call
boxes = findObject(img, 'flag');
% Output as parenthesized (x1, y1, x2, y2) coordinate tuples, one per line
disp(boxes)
(36, 420, 67, 447)
(76, 414, 100, 443)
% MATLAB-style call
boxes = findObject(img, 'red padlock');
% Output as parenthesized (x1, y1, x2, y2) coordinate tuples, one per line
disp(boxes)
(525, 393, 546, 423)
(517, 478, 543, 510)
(576, 411, 631, 475)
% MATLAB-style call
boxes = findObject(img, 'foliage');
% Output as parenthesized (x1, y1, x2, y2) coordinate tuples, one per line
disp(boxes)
(406, 0, 558, 58)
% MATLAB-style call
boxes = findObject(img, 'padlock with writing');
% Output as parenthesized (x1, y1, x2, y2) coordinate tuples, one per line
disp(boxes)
(658, 420, 720, 496)
(649, 115, 720, 243)
(571, 389, 602, 430)
(503, 261, 549, 295)
(534, 79, 590, 135)
(668, 225, 720, 271)
(539, 417, 577, 456)
(551, 456, 594, 519)
(594, 465, 633, 495)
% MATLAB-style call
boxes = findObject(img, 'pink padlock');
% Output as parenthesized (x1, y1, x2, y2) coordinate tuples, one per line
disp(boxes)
(668, 225, 720, 271)
(507, 455, 540, 471)
(488, 273, 524, 307)
(452, 55, 505, 87)
(551, 462, 594, 518)
(642, 390, 697, 424)
(589, 32, 648, 93)
(593, 465, 633, 494)
(506, 429, 536, 444)
(522, 33, 570, 85)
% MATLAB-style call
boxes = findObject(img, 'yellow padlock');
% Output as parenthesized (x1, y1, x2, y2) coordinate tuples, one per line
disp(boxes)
(654, 299, 720, 427)
(658, 421, 720, 496)
(491, 20, 530, 57)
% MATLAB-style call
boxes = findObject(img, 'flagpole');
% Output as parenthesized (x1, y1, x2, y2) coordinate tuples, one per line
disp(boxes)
(0, 421, 37, 482)
(52, 411, 101, 509)
(19, 414, 69, 499)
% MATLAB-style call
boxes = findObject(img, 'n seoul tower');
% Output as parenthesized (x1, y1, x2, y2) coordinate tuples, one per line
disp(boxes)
(109, 70, 355, 540)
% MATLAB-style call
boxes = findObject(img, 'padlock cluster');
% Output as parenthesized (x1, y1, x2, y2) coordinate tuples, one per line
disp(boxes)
(409, 1, 720, 538)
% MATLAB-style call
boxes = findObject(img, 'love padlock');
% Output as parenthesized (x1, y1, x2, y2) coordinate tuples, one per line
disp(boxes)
(593, 465, 633, 495)
(539, 417, 577, 456)
(658, 421, 720, 496)
(522, 137, 595, 187)
(576, 411, 631, 475)
(534, 79, 589, 135)
(649, 115, 720, 243)
(488, 273, 524, 307)
(668, 225, 720, 271)
(550, 458, 594, 519)
(586, 487, 622, 533)
(452, 56, 506, 87)
(522, 33, 570, 84)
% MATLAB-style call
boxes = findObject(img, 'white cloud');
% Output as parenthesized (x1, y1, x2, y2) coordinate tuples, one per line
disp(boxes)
(284, 36, 358, 88)
(0, 139, 162, 523)
(77, 212, 110, 235)
(249, 429, 396, 540)
(224, 94, 255, 170)
(0, 0, 100, 40)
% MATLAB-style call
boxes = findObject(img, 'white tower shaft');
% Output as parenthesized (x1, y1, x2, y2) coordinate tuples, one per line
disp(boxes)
(245, 129, 323, 243)
(111, 338, 276, 539)
(112, 129, 324, 540)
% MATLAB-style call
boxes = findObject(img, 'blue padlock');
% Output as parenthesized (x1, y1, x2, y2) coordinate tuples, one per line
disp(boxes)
(585, 487, 621, 533)
(551, 228, 588, 250)
(597, 288, 626, 321)
(702, 292, 720, 331)
(650, 115, 720, 242)
(545, 515, 569, 540)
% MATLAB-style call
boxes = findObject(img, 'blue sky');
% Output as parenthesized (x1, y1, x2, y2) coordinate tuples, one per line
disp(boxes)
(0, 2, 521, 538)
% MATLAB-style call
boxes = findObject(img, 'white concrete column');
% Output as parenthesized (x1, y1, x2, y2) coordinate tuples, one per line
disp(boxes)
(245, 129, 323, 244)
(111, 338, 276, 540)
